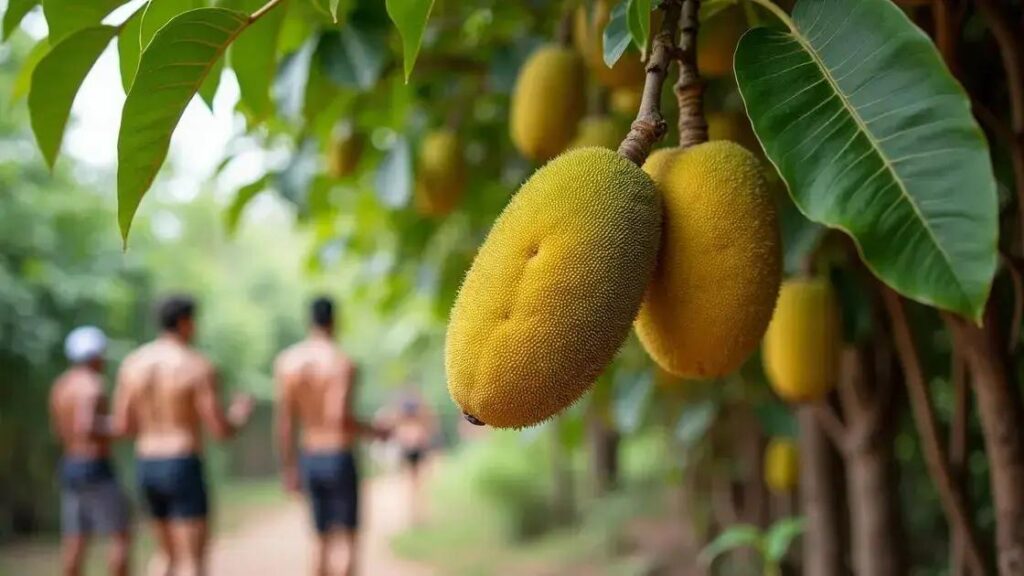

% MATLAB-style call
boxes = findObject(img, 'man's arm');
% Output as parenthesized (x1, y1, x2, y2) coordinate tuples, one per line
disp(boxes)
(338, 365, 387, 439)
(110, 368, 137, 439)
(195, 366, 251, 440)
(73, 382, 110, 440)
(274, 360, 299, 490)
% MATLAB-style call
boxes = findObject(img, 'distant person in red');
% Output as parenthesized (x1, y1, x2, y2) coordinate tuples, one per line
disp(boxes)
(274, 296, 389, 576)
(49, 326, 132, 576)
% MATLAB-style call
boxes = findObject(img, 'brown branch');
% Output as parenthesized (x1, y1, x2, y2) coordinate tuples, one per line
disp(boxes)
(931, 0, 961, 77)
(617, 0, 683, 166)
(674, 0, 708, 148)
(881, 286, 990, 576)
(1002, 253, 1024, 351)
(812, 402, 851, 454)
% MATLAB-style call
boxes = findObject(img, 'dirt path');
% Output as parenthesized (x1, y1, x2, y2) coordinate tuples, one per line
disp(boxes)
(208, 473, 432, 576)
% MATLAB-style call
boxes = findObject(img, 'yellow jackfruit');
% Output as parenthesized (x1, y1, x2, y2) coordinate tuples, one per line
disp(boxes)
(415, 129, 466, 217)
(698, 6, 746, 77)
(581, 0, 646, 90)
(326, 130, 363, 179)
(610, 86, 643, 117)
(636, 141, 781, 378)
(446, 147, 662, 428)
(762, 278, 842, 403)
(511, 45, 587, 162)
(569, 116, 624, 150)
(764, 437, 799, 493)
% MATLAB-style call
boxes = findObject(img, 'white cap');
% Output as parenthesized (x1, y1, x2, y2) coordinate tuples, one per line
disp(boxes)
(64, 326, 108, 364)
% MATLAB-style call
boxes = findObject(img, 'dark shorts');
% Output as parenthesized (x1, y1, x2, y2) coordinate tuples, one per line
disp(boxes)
(403, 448, 424, 467)
(60, 458, 130, 536)
(136, 455, 208, 520)
(301, 451, 359, 533)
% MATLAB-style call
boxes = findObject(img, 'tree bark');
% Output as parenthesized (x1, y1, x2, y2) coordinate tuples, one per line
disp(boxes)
(587, 413, 619, 497)
(846, 439, 905, 576)
(798, 406, 845, 576)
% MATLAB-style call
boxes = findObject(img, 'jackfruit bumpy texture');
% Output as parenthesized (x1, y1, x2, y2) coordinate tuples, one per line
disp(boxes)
(762, 278, 842, 403)
(415, 129, 466, 217)
(636, 141, 781, 378)
(764, 437, 799, 493)
(446, 148, 662, 428)
(511, 45, 587, 162)
(569, 116, 624, 150)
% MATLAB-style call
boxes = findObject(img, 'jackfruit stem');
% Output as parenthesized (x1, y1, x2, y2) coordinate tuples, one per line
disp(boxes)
(463, 411, 486, 426)
(675, 0, 708, 149)
(558, 9, 574, 47)
(617, 0, 684, 166)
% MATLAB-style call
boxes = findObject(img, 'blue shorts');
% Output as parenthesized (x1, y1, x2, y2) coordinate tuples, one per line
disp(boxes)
(136, 455, 208, 520)
(301, 451, 359, 533)
(60, 457, 130, 535)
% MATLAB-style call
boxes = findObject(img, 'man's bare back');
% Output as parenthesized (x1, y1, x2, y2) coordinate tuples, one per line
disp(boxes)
(275, 335, 358, 453)
(51, 367, 109, 459)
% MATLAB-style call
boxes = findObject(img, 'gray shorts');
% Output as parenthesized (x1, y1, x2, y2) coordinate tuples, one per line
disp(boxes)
(61, 479, 131, 536)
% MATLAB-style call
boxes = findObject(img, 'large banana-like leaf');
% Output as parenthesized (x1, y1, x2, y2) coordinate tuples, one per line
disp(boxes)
(735, 0, 997, 321)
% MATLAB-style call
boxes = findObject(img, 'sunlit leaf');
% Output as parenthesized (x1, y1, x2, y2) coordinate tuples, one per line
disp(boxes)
(227, 0, 286, 120)
(117, 6, 143, 91)
(43, 0, 127, 43)
(736, 0, 997, 321)
(375, 137, 412, 208)
(29, 26, 117, 168)
(141, 0, 202, 48)
(2, 0, 38, 40)
(385, 0, 434, 82)
(225, 175, 269, 234)
(764, 517, 806, 562)
(602, 0, 630, 68)
(198, 56, 223, 109)
(700, 525, 763, 566)
(118, 8, 250, 242)
(11, 37, 49, 104)
(626, 0, 650, 54)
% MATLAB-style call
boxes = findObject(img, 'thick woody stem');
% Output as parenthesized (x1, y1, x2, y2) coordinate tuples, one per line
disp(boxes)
(617, 0, 684, 166)
(675, 0, 708, 149)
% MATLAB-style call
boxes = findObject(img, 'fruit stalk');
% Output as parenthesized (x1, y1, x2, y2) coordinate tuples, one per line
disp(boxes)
(674, 0, 708, 149)
(617, 0, 684, 166)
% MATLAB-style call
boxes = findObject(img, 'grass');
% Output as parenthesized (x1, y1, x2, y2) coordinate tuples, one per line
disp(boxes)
(0, 479, 284, 576)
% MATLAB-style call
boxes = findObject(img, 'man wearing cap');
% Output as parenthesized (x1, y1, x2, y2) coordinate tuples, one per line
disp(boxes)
(50, 326, 132, 576)
(113, 295, 253, 576)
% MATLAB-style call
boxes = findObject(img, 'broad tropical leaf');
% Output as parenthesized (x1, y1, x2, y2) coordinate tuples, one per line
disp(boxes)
(602, 0, 630, 68)
(385, 0, 434, 82)
(627, 0, 650, 55)
(43, 0, 127, 43)
(228, 0, 287, 120)
(118, 8, 249, 241)
(141, 0, 202, 48)
(735, 0, 997, 321)
(117, 7, 143, 91)
(2, 0, 38, 40)
(29, 26, 116, 167)
(11, 37, 49, 103)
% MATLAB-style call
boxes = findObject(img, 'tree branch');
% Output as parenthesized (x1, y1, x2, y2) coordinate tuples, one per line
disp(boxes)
(1002, 253, 1023, 351)
(674, 0, 708, 148)
(617, 0, 683, 166)
(881, 286, 989, 576)
(812, 402, 851, 455)
(249, 0, 286, 23)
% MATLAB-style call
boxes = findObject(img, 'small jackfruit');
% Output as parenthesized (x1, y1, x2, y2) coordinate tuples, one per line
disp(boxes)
(698, 6, 747, 77)
(415, 129, 466, 217)
(636, 141, 781, 378)
(764, 437, 799, 493)
(446, 147, 662, 428)
(511, 45, 587, 162)
(762, 278, 842, 403)
(326, 130, 363, 179)
(569, 116, 624, 150)
(583, 0, 646, 90)
(610, 86, 643, 117)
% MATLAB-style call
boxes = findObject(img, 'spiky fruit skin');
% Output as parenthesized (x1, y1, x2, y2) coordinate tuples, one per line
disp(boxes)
(763, 278, 842, 403)
(327, 132, 363, 178)
(764, 438, 799, 493)
(610, 86, 643, 117)
(510, 45, 586, 162)
(698, 6, 746, 77)
(636, 141, 781, 378)
(415, 129, 465, 217)
(569, 116, 623, 150)
(446, 148, 662, 428)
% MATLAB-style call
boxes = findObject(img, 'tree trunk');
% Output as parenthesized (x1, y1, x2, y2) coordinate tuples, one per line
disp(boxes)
(950, 301, 1024, 575)
(587, 413, 619, 497)
(798, 406, 845, 576)
(846, 441, 904, 576)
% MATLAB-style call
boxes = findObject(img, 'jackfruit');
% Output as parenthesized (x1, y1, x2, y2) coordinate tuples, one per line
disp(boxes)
(511, 45, 587, 162)
(580, 0, 646, 90)
(569, 116, 623, 150)
(415, 129, 466, 217)
(764, 437, 799, 493)
(762, 278, 842, 403)
(446, 147, 662, 428)
(610, 86, 643, 117)
(326, 130, 363, 179)
(698, 5, 746, 77)
(636, 141, 781, 378)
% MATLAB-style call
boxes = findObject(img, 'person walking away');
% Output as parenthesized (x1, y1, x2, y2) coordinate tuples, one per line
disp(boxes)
(50, 326, 132, 576)
(112, 296, 253, 576)
(274, 296, 389, 576)
(382, 391, 437, 526)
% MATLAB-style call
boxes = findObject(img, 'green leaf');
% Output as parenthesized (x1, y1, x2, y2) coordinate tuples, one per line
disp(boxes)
(700, 525, 763, 566)
(3, 0, 38, 40)
(43, 0, 127, 44)
(317, 25, 387, 90)
(375, 137, 412, 208)
(118, 7, 250, 242)
(117, 6, 143, 91)
(674, 399, 718, 448)
(227, 0, 286, 120)
(29, 25, 117, 168)
(602, 0, 630, 68)
(780, 197, 823, 276)
(198, 55, 223, 108)
(141, 0, 202, 48)
(329, 0, 339, 21)
(11, 37, 49, 105)
(626, 0, 650, 54)
(225, 175, 269, 234)
(735, 0, 997, 321)
(385, 0, 434, 82)
(764, 517, 806, 562)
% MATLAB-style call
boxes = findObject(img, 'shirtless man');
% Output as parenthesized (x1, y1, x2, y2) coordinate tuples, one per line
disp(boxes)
(274, 297, 388, 576)
(113, 295, 253, 576)
(50, 326, 132, 576)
